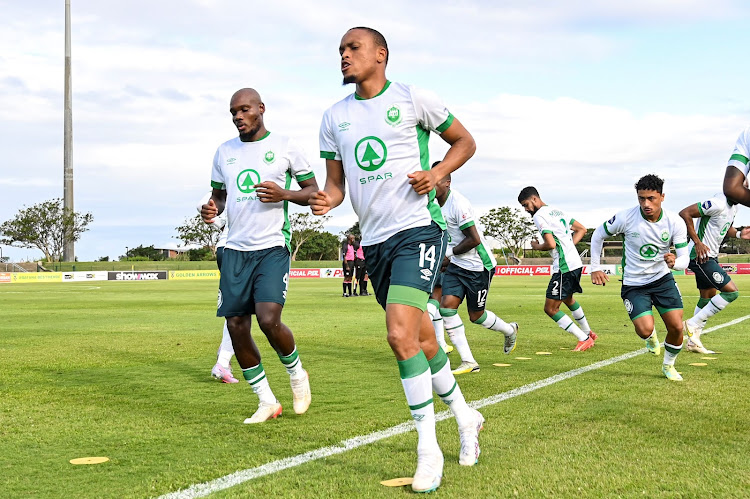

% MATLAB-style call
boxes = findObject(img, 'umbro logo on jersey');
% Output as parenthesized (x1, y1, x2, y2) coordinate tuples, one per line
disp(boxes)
(264, 151, 276, 164)
(226, 157, 237, 165)
(385, 104, 402, 126)
(338, 122, 351, 131)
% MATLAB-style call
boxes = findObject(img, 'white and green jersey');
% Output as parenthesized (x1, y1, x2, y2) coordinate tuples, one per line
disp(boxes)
(727, 125, 750, 177)
(441, 189, 496, 272)
(210, 132, 314, 252)
(319, 80, 450, 246)
(688, 193, 738, 259)
(532, 205, 582, 274)
(602, 206, 688, 286)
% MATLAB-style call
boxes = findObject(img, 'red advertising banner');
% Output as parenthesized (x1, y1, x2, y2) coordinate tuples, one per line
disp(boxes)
(685, 263, 750, 275)
(494, 265, 551, 276)
(0, 272, 10, 283)
(289, 268, 321, 278)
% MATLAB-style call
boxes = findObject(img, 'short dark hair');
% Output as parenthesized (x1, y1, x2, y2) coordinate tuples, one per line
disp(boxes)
(350, 26, 389, 64)
(518, 186, 539, 203)
(634, 174, 664, 194)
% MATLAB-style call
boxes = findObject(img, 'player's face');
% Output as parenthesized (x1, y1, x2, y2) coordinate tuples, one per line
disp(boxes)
(229, 92, 264, 140)
(339, 29, 382, 85)
(520, 198, 539, 216)
(637, 189, 664, 220)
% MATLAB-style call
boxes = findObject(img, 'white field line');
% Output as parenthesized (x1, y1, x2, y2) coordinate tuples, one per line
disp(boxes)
(159, 315, 750, 499)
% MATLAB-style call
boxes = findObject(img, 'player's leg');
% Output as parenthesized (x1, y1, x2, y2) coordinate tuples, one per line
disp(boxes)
(685, 259, 738, 334)
(342, 261, 353, 297)
(544, 272, 589, 348)
(218, 249, 280, 421)
(427, 281, 451, 352)
(441, 294, 478, 374)
(254, 247, 310, 415)
(418, 311, 484, 466)
(466, 269, 518, 354)
(623, 283, 661, 355)
(212, 246, 238, 383)
(562, 269, 595, 340)
(653, 275, 686, 381)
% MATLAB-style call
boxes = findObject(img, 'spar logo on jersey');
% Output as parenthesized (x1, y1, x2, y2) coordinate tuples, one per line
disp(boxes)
(236, 169, 261, 195)
(263, 151, 276, 164)
(660, 230, 670, 242)
(702, 200, 712, 211)
(721, 222, 730, 236)
(623, 299, 633, 314)
(713, 272, 724, 283)
(639, 244, 659, 259)
(355, 136, 387, 171)
(385, 104, 402, 126)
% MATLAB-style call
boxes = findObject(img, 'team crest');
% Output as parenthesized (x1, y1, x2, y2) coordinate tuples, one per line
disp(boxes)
(720, 222, 730, 236)
(660, 230, 670, 242)
(623, 299, 633, 314)
(713, 272, 724, 283)
(264, 150, 276, 164)
(385, 104, 402, 126)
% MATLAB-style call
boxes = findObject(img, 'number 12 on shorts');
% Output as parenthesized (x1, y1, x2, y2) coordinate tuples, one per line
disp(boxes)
(419, 243, 436, 270)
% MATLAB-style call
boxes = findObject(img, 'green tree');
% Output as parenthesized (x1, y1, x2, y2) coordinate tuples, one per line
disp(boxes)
(480, 206, 536, 260)
(121, 245, 165, 261)
(341, 222, 361, 239)
(0, 198, 93, 262)
(174, 215, 222, 258)
(295, 231, 340, 260)
(290, 213, 330, 261)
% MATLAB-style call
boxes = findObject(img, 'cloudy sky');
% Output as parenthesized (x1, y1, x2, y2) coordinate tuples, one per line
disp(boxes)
(1, 0, 750, 261)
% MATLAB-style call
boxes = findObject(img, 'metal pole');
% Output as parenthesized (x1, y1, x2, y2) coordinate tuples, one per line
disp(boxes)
(63, 0, 75, 261)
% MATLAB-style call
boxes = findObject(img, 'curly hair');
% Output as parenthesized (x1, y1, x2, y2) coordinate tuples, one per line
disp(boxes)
(634, 174, 664, 193)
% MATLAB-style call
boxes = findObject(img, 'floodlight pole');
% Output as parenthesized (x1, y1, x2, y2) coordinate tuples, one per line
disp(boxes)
(63, 0, 75, 262)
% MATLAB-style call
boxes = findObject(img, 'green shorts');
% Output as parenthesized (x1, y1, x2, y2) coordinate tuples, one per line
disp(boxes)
(363, 222, 447, 311)
(620, 273, 683, 320)
(546, 268, 583, 300)
(217, 246, 290, 317)
(216, 246, 225, 270)
(442, 263, 493, 312)
(688, 258, 732, 290)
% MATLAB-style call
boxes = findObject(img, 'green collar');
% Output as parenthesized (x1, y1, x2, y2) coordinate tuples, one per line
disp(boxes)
(354, 80, 391, 100)
(640, 207, 663, 222)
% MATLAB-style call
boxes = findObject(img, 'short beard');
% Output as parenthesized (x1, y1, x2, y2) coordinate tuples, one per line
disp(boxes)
(342, 74, 356, 85)
(237, 124, 261, 141)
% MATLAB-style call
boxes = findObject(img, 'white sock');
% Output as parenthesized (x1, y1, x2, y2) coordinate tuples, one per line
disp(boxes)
(399, 354, 439, 454)
(688, 294, 731, 327)
(663, 342, 682, 366)
(475, 310, 514, 336)
(216, 321, 234, 368)
(427, 301, 448, 348)
(430, 359, 473, 427)
(553, 312, 587, 341)
(279, 347, 305, 380)
(443, 312, 476, 363)
(242, 364, 276, 405)
(569, 304, 591, 333)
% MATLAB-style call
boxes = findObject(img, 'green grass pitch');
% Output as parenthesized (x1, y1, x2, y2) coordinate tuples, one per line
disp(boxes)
(1, 276, 749, 497)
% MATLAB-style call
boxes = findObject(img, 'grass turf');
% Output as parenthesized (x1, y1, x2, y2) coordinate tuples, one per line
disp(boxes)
(1, 276, 749, 497)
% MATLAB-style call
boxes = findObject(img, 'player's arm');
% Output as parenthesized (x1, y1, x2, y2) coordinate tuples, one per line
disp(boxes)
(255, 177, 319, 206)
(448, 225, 481, 258)
(408, 118, 476, 195)
(678, 202, 709, 262)
(665, 244, 689, 270)
(723, 166, 750, 207)
(530, 232, 555, 251)
(201, 188, 227, 223)
(310, 159, 346, 216)
(589, 224, 610, 285)
(570, 220, 587, 245)
(727, 225, 750, 239)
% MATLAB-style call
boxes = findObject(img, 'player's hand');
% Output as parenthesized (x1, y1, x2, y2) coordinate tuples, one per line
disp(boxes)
(440, 256, 450, 272)
(309, 190, 332, 216)
(664, 252, 676, 268)
(255, 181, 286, 203)
(407, 170, 437, 195)
(590, 270, 609, 286)
(201, 199, 218, 223)
(530, 240, 540, 251)
(694, 241, 710, 263)
(741, 227, 750, 239)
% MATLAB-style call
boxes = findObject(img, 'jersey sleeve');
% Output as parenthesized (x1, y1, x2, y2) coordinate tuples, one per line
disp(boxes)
(454, 194, 476, 230)
(287, 138, 315, 183)
(696, 195, 726, 218)
(602, 210, 626, 236)
(533, 212, 552, 234)
(671, 213, 689, 249)
(210, 148, 225, 190)
(728, 126, 750, 176)
(410, 86, 454, 134)
(319, 110, 341, 161)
